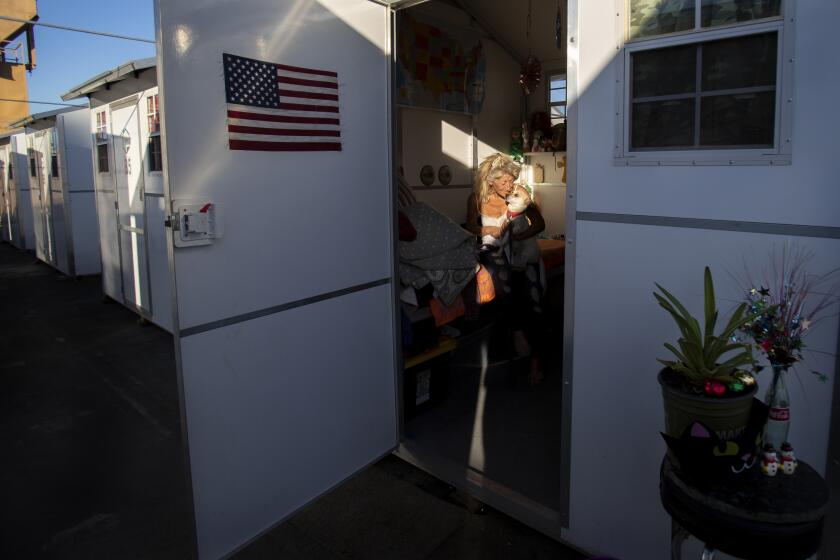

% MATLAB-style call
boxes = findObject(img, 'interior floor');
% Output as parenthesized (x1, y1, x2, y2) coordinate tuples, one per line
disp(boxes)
(404, 277, 565, 511)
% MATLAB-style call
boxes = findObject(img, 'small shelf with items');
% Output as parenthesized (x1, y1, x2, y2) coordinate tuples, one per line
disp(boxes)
(522, 151, 566, 156)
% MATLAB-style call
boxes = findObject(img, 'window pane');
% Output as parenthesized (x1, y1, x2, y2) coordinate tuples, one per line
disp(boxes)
(97, 144, 110, 173)
(702, 32, 777, 91)
(701, 0, 781, 28)
(550, 105, 567, 119)
(148, 135, 162, 172)
(700, 92, 774, 146)
(632, 44, 696, 98)
(550, 76, 566, 89)
(550, 88, 566, 103)
(630, 0, 696, 39)
(29, 158, 36, 177)
(631, 99, 695, 149)
(51, 155, 59, 178)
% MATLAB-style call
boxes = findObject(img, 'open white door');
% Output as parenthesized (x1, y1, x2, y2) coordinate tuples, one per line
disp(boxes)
(155, 1, 397, 558)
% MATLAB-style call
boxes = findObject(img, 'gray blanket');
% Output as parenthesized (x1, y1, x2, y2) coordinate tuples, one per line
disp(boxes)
(399, 202, 477, 305)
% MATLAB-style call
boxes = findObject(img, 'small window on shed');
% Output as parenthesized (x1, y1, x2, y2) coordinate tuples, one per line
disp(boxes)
(97, 144, 110, 173)
(49, 129, 60, 178)
(548, 74, 567, 127)
(147, 95, 160, 134)
(148, 134, 162, 172)
(29, 156, 36, 177)
(96, 111, 108, 142)
(629, 32, 777, 150)
(8, 161, 12, 180)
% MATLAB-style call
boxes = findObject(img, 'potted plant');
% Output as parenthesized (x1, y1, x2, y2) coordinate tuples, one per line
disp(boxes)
(655, 267, 758, 440)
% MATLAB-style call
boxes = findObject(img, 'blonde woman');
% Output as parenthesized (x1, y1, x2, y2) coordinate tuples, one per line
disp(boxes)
(465, 153, 546, 384)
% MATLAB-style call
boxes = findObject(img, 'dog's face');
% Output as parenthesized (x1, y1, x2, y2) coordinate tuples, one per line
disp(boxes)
(506, 186, 531, 213)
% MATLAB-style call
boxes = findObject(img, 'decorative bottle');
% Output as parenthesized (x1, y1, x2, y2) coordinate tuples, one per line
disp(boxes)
(763, 365, 790, 449)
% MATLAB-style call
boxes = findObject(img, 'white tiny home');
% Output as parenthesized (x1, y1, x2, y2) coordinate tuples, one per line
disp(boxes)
(10, 107, 99, 276)
(152, 1, 840, 559)
(62, 59, 172, 332)
(0, 129, 36, 251)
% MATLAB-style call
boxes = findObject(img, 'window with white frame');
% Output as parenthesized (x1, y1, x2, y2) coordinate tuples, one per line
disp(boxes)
(548, 73, 567, 127)
(49, 129, 60, 178)
(95, 111, 108, 142)
(147, 94, 162, 172)
(618, 0, 790, 162)
(95, 110, 110, 173)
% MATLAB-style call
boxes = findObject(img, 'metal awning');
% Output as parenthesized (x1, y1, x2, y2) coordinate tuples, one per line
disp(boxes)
(9, 106, 81, 129)
(61, 57, 156, 101)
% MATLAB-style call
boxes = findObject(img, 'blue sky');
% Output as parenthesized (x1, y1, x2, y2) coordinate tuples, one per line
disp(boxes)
(26, 0, 156, 112)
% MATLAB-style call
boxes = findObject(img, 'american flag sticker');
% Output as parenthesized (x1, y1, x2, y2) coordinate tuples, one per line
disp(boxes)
(223, 53, 341, 152)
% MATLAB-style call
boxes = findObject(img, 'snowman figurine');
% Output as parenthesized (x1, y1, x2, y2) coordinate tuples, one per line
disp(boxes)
(760, 444, 779, 476)
(779, 442, 798, 475)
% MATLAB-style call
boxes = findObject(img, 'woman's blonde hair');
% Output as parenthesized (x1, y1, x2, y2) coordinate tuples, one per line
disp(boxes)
(474, 153, 520, 202)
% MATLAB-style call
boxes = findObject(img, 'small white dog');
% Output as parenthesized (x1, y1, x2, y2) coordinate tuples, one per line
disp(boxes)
(505, 186, 540, 268)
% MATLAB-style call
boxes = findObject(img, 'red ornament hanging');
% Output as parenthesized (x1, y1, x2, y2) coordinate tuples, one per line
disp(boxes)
(519, 0, 541, 95)
(519, 56, 542, 95)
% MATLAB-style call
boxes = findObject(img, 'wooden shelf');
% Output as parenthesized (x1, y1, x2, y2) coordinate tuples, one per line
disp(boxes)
(531, 182, 566, 187)
(523, 151, 566, 156)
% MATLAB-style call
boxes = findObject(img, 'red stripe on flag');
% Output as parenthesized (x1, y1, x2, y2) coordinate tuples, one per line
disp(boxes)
(278, 89, 339, 101)
(229, 125, 340, 137)
(277, 76, 338, 89)
(279, 102, 339, 113)
(274, 63, 337, 78)
(227, 110, 339, 125)
(229, 139, 342, 151)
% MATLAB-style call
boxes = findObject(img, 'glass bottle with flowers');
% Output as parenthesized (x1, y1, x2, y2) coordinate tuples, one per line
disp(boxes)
(740, 246, 840, 450)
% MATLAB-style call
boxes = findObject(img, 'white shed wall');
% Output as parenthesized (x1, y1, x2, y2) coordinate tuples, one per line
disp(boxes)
(59, 109, 100, 275)
(566, 2, 840, 559)
(10, 133, 35, 251)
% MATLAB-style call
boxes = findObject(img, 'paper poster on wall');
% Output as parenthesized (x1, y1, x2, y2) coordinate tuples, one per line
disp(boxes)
(396, 12, 486, 115)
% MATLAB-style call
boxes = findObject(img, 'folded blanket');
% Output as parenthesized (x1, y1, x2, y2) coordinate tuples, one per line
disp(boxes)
(399, 202, 477, 305)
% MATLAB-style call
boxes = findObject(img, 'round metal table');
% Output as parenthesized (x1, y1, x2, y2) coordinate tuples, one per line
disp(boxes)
(660, 454, 830, 559)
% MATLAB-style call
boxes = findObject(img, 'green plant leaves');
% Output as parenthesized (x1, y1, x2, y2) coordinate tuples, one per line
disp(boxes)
(654, 267, 757, 387)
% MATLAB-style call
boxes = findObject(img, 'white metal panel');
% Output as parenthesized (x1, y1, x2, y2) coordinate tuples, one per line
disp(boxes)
(10, 133, 35, 251)
(139, 85, 174, 331)
(0, 145, 11, 244)
(576, 1, 840, 228)
(145, 195, 173, 331)
(68, 192, 101, 275)
(565, 221, 839, 559)
(29, 132, 54, 265)
(27, 142, 48, 262)
(158, 0, 393, 330)
(96, 190, 122, 301)
(50, 122, 71, 275)
(112, 102, 150, 309)
(180, 284, 396, 559)
(156, 1, 396, 558)
(567, 3, 840, 557)
(91, 104, 122, 299)
(60, 108, 95, 194)
(61, 108, 100, 275)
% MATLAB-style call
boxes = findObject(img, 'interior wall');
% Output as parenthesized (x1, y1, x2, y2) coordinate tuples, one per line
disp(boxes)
(399, 1, 520, 224)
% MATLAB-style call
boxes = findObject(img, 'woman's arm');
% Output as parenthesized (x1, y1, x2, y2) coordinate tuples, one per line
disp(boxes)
(512, 204, 545, 241)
